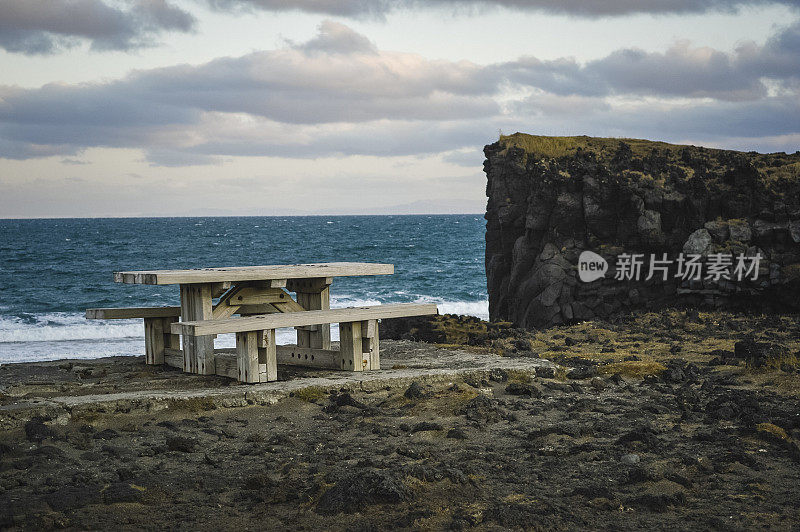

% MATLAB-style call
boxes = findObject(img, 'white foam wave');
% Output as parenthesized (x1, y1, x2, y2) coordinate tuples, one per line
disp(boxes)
(331, 295, 488, 320)
(0, 313, 141, 343)
(412, 298, 489, 320)
(0, 297, 488, 363)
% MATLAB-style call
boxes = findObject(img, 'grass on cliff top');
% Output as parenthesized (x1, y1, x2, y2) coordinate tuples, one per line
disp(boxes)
(498, 132, 680, 160)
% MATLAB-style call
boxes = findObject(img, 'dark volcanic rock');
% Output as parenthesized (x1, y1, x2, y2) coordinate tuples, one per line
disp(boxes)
(484, 133, 800, 328)
(24, 417, 51, 443)
(734, 338, 786, 369)
(43, 484, 101, 511)
(315, 469, 410, 515)
(404, 382, 425, 399)
(458, 395, 506, 423)
(166, 436, 197, 453)
(505, 382, 542, 397)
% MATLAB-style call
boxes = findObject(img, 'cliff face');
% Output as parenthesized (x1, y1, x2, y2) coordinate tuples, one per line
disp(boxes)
(484, 134, 800, 328)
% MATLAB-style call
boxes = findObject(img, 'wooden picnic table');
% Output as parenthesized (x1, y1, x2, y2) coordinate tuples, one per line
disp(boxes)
(111, 262, 394, 375)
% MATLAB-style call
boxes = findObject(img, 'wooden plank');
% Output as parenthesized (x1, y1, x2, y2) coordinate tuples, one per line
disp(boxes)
(173, 303, 439, 337)
(361, 319, 376, 338)
(339, 321, 364, 372)
(180, 283, 215, 375)
(236, 331, 260, 383)
(162, 317, 181, 354)
(144, 317, 165, 365)
(237, 303, 280, 315)
(293, 278, 331, 350)
(276, 345, 340, 368)
(211, 281, 232, 298)
(295, 292, 311, 349)
(164, 348, 184, 369)
(213, 285, 294, 319)
(219, 285, 292, 305)
(114, 263, 394, 285)
(259, 329, 278, 382)
(214, 351, 273, 382)
(85, 307, 181, 319)
(363, 320, 380, 370)
(286, 277, 333, 292)
(214, 352, 238, 379)
(272, 299, 305, 313)
(212, 303, 240, 320)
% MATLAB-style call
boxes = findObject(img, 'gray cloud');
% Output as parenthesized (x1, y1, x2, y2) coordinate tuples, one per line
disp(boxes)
(293, 20, 377, 53)
(203, 0, 800, 18)
(0, 21, 798, 164)
(0, 0, 195, 55)
(499, 20, 800, 101)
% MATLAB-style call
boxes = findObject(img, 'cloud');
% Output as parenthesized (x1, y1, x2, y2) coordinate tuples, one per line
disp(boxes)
(293, 20, 377, 54)
(499, 20, 800, 101)
(203, 0, 800, 18)
(0, 21, 798, 164)
(0, 0, 195, 55)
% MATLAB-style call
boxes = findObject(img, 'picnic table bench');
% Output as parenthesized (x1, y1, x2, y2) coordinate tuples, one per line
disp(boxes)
(86, 263, 438, 383)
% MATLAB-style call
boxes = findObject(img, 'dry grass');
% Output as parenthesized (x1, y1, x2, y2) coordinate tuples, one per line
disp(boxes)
(598, 360, 667, 378)
(291, 386, 327, 403)
(756, 423, 789, 441)
(498, 133, 679, 161)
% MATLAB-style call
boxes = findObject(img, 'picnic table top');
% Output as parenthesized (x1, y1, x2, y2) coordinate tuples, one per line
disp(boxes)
(114, 262, 394, 285)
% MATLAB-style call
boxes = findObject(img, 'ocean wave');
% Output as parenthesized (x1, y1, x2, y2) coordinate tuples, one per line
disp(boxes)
(331, 295, 489, 320)
(0, 297, 488, 363)
(412, 297, 489, 320)
(0, 313, 141, 343)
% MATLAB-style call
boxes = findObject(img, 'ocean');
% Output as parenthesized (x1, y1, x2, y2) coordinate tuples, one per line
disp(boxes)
(0, 215, 487, 363)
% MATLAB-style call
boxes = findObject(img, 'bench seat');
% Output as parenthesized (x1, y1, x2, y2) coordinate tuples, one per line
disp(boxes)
(86, 306, 181, 365)
(173, 303, 438, 383)
(85, 307, 181, 319)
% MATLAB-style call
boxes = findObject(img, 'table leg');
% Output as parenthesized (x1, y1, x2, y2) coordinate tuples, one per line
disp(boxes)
(361, 319, 380, 370)
(292, 278, 331, 350)
(339, 321, 364, 372)
(180, 283, 215, 375)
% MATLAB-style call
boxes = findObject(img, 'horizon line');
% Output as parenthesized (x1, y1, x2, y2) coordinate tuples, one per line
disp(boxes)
(0, 212, 485, 221)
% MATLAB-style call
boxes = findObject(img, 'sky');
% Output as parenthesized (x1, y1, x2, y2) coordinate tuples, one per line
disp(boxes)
(1, 0, 799, 218)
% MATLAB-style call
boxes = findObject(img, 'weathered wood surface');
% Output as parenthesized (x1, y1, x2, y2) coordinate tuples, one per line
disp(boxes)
(236, 331, 261, 383)
(275, 345, 340, 368)
(361, 319, 380, 370)
(164, 347, 184, 369)
(167, 346, 347, 374)
(85, 307, 181, 319)
(144, 316, 179, 365)
(144, 318, 165, 365)
(180, 283, 215, 375)
(260, 329, 278, 382)
(114, 263, 394, 285)
(339, 321, 363, 372)
(173, 303, 439, 336)
(294, 279, 331, 350)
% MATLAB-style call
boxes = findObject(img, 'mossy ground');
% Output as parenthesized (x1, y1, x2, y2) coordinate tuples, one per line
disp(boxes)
(426, 308, 800, 389)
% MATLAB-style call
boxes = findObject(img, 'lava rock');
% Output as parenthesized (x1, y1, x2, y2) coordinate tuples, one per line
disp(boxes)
(404, 382, 425, 400)
(567, 366, 598, 379)
(24, 418, 51, 443)
(315, 470, 410, 515)
(505, 382, 542, 398)
(166, 436, 197, 453)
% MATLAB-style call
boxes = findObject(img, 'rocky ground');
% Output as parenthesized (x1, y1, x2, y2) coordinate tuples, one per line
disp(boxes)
(1, 309, 800, 530)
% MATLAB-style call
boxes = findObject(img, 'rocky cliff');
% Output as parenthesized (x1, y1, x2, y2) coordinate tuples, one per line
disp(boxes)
(484, 133, 800, 328)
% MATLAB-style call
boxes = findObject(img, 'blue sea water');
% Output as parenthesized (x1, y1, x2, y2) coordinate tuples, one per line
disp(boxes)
(0, 215, 486, 363)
